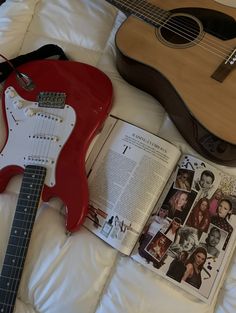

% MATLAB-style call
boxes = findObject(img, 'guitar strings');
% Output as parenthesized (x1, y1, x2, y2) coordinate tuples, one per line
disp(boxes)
(5, 130, 47, 308)
(121, 0, 215, 48)
(140, 4, 233, 56)
(3, 167, 45, 311)
(134, 0, 234, 57)
(7, 90, 57, 309)
(2, 88, 57, 309)
(115, 0, 235, 59)
(123, 0, 233, 57)
(0, 88, 36, 309)
(12, 169, 39, 305)
(5, 95, 42, 310)
(43, 103, 63, 172)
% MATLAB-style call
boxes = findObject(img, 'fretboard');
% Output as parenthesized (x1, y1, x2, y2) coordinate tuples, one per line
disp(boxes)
(0, 165, 46, 313)
(106, 0, 171, 27)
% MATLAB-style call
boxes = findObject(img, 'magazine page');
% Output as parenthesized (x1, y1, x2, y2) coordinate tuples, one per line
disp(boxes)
(85, 115, 118, 172)
(131, 154, 236, 304)
(83, 118, 181, 255)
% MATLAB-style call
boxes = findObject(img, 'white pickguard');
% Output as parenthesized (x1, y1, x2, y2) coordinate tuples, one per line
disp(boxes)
(0, 86, 76, 186)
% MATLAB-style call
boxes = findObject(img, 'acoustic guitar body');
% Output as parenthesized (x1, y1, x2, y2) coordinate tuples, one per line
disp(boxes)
(114, 0, 236, 165)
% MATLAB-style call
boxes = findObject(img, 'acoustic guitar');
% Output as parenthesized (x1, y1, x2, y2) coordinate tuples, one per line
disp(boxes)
(0, 59, 112, 312)
(106, 0, 236, 166)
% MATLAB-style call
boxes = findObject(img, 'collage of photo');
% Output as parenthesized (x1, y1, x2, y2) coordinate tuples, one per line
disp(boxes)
(135, 157, 236, 299)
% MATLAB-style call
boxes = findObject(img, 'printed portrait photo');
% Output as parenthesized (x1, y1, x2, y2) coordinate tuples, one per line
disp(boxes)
(169, 226, 199, 258)
(186, 197, 211, 234)
(174, 168, 195, 192)
(181, 246, 208, 290)
(199, 224, 228, 258)
(145, 232, 172, 262)
(193, 169, 215, 199)
(162, 186, 197, 224)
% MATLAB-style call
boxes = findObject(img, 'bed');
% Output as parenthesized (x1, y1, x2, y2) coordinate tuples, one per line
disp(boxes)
(0, 0, 236, 312)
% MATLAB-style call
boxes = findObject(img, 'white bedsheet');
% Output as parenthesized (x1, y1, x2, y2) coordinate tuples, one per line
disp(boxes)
(0, 1, 236, 312)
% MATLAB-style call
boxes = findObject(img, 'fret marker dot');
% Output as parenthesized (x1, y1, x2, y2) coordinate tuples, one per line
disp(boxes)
(24, 208, 27, 212)
(30, 184, 33, 187)
(27, 195, 30, 199)
(12, 259, 15, 263)
(24, 232, 27, 235)
(14, 230, 17, 234)
(1, 308, 4, 312)
(7, 282, 10, 286)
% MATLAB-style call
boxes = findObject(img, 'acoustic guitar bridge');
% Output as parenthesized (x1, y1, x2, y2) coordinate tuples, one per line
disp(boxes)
(211, 47, 236, 82)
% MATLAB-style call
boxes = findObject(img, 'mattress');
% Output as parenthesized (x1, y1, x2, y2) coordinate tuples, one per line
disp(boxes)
(0, 0, 235, 312)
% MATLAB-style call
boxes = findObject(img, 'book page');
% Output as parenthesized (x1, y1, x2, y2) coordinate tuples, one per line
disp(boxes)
(83, 118, 181, 255)
(131, 154, 236, 304)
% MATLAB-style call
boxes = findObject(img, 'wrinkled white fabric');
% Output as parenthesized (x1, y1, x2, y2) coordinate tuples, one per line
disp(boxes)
(0, 1, 235, 313)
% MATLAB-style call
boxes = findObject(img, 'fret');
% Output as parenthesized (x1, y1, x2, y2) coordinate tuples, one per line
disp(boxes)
(15, 204, 38, 215)
(11, 226, 31, 236)
(18, 194, 42, 201)
(0, 276, 17, 292)
(19, 185, 44, 195)
(8, 234, 30, 249)
(12, 218, 36, 229)
(0, 294, 16, 308)
(4, 243, 27, 258)
(1, 264, 23, 274)
(0, 165, 46, 310)
(0, 287, 18, 295)
(1, 266, 22, 282)
(106, 0, 171, 27)
(2, 252, 27, 268)
(0, 294, 16, 313)
(20, 182, 44, 191)
(13, 210, 35, 220)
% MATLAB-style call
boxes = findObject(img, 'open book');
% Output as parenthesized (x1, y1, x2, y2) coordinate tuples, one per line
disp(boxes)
(84, 116, 236, 305)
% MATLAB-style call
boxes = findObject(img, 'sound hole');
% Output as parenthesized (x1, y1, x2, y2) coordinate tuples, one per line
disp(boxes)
(157, 13, 203, 48)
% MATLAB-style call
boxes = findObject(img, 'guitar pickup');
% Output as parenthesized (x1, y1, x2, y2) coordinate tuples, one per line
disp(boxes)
(30, 134, 59, 142)
(36, 111, 63, 122)
(27, 156, 54, 165)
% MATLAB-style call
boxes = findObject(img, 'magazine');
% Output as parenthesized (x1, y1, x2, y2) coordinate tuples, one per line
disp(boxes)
(83, 116, 236, 305)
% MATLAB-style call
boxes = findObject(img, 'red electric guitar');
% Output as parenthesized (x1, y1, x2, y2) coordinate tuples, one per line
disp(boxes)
(0, 59, 112, 312)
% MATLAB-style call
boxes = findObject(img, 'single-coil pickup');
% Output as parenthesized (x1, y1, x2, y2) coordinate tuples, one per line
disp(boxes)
(29, 134, 59, 142)
(36, 112, 63, 122)
(27, 155, 54, 165)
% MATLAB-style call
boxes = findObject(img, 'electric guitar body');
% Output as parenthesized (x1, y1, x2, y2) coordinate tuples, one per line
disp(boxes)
(0, 59, 112, 312)
(108, 0, 236, 165)
(0, 59, 113, 232)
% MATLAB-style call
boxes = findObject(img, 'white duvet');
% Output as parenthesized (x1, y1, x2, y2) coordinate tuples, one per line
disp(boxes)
(0, 0, 236, 312)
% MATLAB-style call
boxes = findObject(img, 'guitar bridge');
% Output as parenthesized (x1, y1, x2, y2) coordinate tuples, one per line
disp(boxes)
(37, 92, 66, 108)
(211, 47, 236, 82)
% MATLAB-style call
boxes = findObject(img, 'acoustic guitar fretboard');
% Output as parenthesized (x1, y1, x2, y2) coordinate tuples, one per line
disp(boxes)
(107, 0, 171, 26)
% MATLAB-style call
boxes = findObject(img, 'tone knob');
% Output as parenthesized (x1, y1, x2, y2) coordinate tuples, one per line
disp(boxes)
(13, 99, 24, 109)
(24, 108, 35, 117)
(5, 87, 15, 98)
